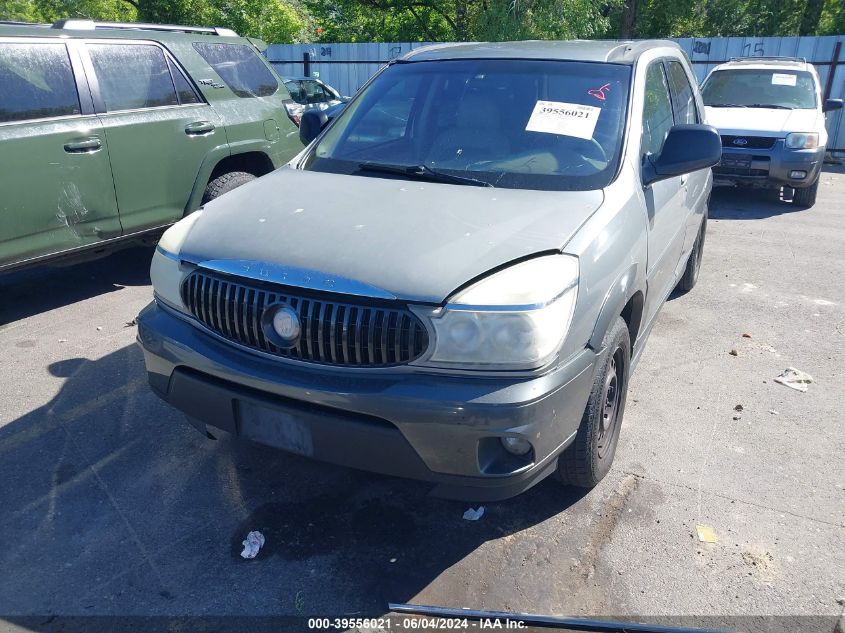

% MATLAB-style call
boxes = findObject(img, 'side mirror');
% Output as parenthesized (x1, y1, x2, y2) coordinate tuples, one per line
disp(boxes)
(299, 109, 329, 146)
(824, 98, 843, 112)
(643, 124, 722, 186)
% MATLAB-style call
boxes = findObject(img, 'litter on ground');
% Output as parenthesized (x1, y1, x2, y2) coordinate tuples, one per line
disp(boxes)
(240, 530, 266, 559)
(774, 367, 813, 393)
(696, 525, 718, 543)
(463, 506, 485, 521)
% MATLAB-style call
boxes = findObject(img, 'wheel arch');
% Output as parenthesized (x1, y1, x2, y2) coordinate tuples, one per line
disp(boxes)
(588, 264, 644, 352)
(184, 149, 276, 216)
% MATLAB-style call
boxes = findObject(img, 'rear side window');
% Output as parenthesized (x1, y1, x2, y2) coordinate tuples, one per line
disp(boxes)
(192, 43, 277, 98)
(642, 62, 674, 157)
(88, 44, 178, 111)
(666, 60, 699, 124)
(167, 58, 202, 105)
(0, 43, 80, 123)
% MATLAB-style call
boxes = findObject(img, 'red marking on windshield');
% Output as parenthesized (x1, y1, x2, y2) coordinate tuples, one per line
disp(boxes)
(588, 83, 611, 101)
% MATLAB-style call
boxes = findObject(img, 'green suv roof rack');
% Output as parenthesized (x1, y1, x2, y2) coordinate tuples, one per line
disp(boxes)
(51, 19, 238, 37)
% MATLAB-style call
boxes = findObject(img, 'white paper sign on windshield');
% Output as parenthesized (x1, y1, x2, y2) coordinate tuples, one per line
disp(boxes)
(772, 73, 797, 86)
(525, 101, 601, 140)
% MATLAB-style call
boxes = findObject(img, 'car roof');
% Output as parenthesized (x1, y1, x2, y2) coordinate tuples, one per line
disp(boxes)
(0, 19, 246, 42)
(401, 39, 682, 64)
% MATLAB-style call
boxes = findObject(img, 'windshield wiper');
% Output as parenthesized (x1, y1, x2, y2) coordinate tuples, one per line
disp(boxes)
(357, 162, 494, 188)
(706, 103, 748, 108)
(746, 103, 794, 110)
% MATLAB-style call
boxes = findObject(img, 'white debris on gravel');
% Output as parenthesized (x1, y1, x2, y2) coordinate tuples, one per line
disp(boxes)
(462, 506, 485, 521)
(240, 530, 265, 559)
(774, 367, 813, 393)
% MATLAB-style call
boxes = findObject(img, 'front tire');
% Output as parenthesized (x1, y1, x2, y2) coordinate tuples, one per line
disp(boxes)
(557, 316, 631, 488)
(202, 171, 256, 204)
(792, 178, 819, 208)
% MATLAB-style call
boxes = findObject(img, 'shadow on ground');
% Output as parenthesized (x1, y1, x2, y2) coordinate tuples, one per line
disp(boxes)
(709, 164, 843, 220)
(0, 246, 155, 326)
(0, 340, 587, 624)
(708, 186, 802, 220)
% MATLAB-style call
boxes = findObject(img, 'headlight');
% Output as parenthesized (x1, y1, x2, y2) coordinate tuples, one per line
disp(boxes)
(151, 211, 203, 312)
(785, 132, 819, 149)
(419, 255, 579, 370)
(157, 210, 203, 255)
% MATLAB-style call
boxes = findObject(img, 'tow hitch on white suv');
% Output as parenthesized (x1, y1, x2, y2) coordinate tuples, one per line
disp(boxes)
(701, 56, 843, 207)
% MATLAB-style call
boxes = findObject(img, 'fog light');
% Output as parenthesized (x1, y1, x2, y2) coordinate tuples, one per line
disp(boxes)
(789, 170, 807, 179)
(500, 436, 532, 456)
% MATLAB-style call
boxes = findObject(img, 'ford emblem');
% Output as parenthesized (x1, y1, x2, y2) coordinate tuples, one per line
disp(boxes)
(733, 138, 748, 146)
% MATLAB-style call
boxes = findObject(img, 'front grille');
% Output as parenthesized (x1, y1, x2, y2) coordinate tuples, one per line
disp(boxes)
(720, 135, 777, 150)
(181, 269, 429, 367)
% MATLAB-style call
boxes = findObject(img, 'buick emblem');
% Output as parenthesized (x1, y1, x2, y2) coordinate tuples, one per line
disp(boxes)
(271, 305, 301, 343)
(733, 138, 748, 146)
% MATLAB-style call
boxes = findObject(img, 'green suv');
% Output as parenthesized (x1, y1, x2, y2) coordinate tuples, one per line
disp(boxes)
(0, 19, 302, 272)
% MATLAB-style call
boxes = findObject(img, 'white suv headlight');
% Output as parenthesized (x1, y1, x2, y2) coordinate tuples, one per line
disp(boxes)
(785, 132, 819, 149)
(150, 211, 203, 312)
(418, 255, 579, 370)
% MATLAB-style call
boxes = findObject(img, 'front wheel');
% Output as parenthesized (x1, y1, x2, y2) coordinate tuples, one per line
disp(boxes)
(556, 316, 631, 488)
(792, 178, 819, 208)
(202, 171, 256, 204)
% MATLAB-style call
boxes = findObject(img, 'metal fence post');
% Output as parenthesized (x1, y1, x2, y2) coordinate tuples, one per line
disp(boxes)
(303, 51, 311, 77)
(824, 40, 841, 102)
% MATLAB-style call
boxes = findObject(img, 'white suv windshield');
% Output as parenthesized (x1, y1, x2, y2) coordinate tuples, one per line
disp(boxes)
(702, 69, 817, 110)
(303, 59, 631, 191)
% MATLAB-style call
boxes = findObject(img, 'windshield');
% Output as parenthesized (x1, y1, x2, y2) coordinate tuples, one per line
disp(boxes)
(302, 59, 631, 191)
(701, 69, 817, 109)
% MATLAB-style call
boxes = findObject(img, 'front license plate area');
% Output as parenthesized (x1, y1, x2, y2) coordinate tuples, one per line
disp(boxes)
(720, 153, 752, 169)
(238, 401, 314, 457)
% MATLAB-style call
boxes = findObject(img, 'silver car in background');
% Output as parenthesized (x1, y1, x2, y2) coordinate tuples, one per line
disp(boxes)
(137, 40, 721, 500)
(282, 76, 348, 126)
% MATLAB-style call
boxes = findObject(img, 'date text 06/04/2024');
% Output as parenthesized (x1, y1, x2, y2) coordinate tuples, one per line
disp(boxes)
(307, 616, 528, 629)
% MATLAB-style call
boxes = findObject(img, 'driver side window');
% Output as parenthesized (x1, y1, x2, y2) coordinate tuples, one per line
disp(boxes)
(641, 62, 674, 158)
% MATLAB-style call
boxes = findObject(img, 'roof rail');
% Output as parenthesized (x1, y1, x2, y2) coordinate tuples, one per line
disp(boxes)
(728, 56, 807, 63)
(51, 19, 238, 37)
(0, 20, 50, 26)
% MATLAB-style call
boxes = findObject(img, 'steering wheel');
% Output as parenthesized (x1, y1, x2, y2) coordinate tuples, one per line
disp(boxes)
(573, 136, 608, 164)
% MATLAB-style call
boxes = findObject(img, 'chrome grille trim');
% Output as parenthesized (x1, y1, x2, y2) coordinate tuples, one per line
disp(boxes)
(181, 269, 429, 367)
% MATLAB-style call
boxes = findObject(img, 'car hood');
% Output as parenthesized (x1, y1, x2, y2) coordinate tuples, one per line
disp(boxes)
(704, 106, 822, 136)
(181, 168, 603, 303)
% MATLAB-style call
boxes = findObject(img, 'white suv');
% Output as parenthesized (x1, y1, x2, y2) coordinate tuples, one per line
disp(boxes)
(701, 56, 843, 207)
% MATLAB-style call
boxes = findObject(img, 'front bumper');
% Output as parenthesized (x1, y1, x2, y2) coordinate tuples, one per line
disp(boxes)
(136, 301, 597, 501)
(713, 139, 824, 189)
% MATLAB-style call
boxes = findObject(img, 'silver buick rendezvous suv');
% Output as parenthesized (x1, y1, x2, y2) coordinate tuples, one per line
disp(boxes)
(137, 40, 721, 500)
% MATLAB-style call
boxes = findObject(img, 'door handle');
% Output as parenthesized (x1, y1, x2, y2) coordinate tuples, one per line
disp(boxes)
(64, 137, 102, 153)
(185, 121, 215, 136)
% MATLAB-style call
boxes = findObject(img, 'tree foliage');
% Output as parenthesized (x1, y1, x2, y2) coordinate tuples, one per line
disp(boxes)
(1, 0, 842, 42)
(2, 0, 309, 42)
